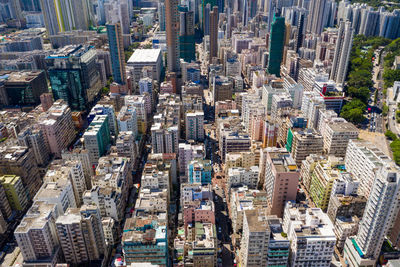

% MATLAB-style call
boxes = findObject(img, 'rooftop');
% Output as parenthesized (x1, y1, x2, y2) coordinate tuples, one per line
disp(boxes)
(328, 122, 359, 133)
(128, 49, 161, 63)
(15, 201, 57, 233)
(0, 70, 44, 83)
(244, 208, 269, 232)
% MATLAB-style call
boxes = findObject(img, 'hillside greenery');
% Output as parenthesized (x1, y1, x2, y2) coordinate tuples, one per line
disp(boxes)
(341, 35, 390, 123)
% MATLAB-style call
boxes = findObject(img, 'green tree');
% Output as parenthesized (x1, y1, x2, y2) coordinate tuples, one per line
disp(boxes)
(383, 69, 400, 88)
(347, 86, 370, 103)
(347, 69, 373, 88)
(382, 103, 389, 116)
(340, 99, 366, 124)
(143, 43, 153, 49)
(385, 130, 398, 140)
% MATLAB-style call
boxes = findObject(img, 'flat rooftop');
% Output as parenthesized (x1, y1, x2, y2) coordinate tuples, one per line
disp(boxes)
(328, 122, 359, 133)
(128, 49, 161, 63)
(0, 70, 43, 83)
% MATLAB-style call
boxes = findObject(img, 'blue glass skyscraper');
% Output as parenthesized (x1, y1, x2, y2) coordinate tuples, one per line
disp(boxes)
(106, 23, 126, 85)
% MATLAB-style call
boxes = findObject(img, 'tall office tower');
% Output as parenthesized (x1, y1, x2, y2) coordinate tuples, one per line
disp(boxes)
(243, 0, 257, 26)
(242, 0, 248, 25)
(166, 0, 180, 72)
(209, 6, 219, 61)
(40, 0, 90, 35)
(306, 0, 329, 35)
(46, 45, 102, 111)
(106, 23, 126, 85)
(204, 3, 211, 35)
(179, 7, 196, 62)
(267, 14, 285, 77)
(202, 0, 217, 29)
(294, 12, 305, 53)
(266, 0, 275, 32)
(330, 20, 353, 85)
(97, 0, 106, 25)
(158, 2, 166, 31)
(344, 167, 400, 265)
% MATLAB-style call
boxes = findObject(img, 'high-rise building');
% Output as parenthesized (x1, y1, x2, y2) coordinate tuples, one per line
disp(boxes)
(209, 6, 219, 61)
(307, 156, 345, 211)
(188, 159, 213, 184)
(290, 129, 324, 166)
(345, 139, 392, 198)
(178, 143, 205, 178)
(158, 2, 166, 31)
(203, 3, 211, 35)
(0, 175, 29, 211)
(283, 202, 336, 267)
(166, 0, 180, 72)
(40, 0, 91, 35)
(0, 70, 48, 107)
(83, 115, 111, 165)
(21, 0, 41, 12)
(0, 183, 12, 220)
(241, 209, 290, 267)
(151, 123, 179, 154)
(185, 111, 204, 141)
(202, 0, 217, 31)
(39, 100, 76, 158)
(227, 166, 259, 189)
(322, 122, 359, 157)
(117, 105, 138, 138)
(307, 0, 331, 35)
(344, 166, 400, 265)
(56, 209, 90, 264)
(267, 14, 285, 77)
(212, 76, 233, 104)
(294, 12, 306, 53)
(46, 45, 102, 111)
(264, 148, 299, 217)
(89, 104, 118, 137)
(116, 131, 138, 168)
(106, 23, 126, 85)
(179, 6, 195, 62)
(62, 148, 93, 187)
(0, 146, 41, 200)
(79, 205, 106, 260)
(330, 20, 354, 85)
(14, 201, 61, 266)
(56, 207, 105, 265)
(17, 126, 50, 167)
(240, 208, 271, 267)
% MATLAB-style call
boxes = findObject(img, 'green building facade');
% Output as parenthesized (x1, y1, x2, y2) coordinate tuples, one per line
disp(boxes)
(267, 14, 285, 77)
(0, 175, 28, 211)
